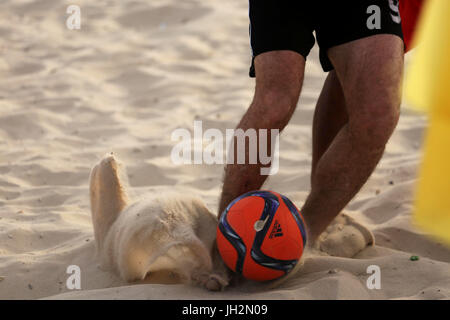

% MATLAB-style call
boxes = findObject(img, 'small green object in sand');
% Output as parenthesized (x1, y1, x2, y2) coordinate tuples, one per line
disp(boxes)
(410, 255, 420, 261)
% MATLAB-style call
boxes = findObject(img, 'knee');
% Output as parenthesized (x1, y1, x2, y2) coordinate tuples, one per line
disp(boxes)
(252, 87, 299, 129)
(348, 98, 400, 149)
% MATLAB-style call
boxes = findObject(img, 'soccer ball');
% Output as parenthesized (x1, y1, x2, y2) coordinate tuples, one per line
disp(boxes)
(216, 190, 307, 281)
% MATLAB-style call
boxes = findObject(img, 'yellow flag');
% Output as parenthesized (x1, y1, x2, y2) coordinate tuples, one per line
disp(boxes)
(405, 0, 450, 245)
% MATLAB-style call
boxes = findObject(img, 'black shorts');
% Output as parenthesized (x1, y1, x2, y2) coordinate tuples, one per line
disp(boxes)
(249, 0, 404, 77)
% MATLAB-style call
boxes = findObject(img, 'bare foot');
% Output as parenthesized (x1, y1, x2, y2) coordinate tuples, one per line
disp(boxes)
(313, 212, 374, 258)
(191, 272, 229, 291)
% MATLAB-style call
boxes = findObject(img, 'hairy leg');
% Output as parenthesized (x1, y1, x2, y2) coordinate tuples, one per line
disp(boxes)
(218, 50, 305, 217)
(302, 35, 404, 242)
(311, 70, 348, 179)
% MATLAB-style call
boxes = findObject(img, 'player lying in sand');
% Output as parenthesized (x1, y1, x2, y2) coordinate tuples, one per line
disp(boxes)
(218, 0, 405, 244)
(89, 154, 231, 291)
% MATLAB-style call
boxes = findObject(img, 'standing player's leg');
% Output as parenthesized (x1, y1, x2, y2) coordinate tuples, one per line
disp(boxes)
(218, 0, 315, 217)
(311, 70, 348, 179)
(301, 34, 404, 242)
(218, 51, 305, 217)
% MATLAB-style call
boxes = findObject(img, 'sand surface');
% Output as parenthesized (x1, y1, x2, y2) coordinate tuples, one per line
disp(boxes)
(0, 0, 449, 300)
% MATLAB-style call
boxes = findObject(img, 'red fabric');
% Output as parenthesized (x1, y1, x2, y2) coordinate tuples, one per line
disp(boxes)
(400, 0, 426, 52)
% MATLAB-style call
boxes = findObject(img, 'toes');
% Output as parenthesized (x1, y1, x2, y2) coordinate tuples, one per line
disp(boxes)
(205, 278, 222, 291)
(205, 274, 228, 291)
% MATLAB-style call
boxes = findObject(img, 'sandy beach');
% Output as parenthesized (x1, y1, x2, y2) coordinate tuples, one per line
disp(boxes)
(0, 0, 449, 299)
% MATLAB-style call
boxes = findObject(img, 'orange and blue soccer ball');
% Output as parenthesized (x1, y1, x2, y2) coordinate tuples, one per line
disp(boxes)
(216, 190, 307, 281)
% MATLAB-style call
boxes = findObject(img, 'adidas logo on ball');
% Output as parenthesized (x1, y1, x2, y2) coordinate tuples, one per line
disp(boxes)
(269, 220, 283, 239)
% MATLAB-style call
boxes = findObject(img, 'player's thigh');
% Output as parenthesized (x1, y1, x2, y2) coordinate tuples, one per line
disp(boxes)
(248, 0, 314, 105)
(327, 34, 404, 122)
(253, 50, 306, 106)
